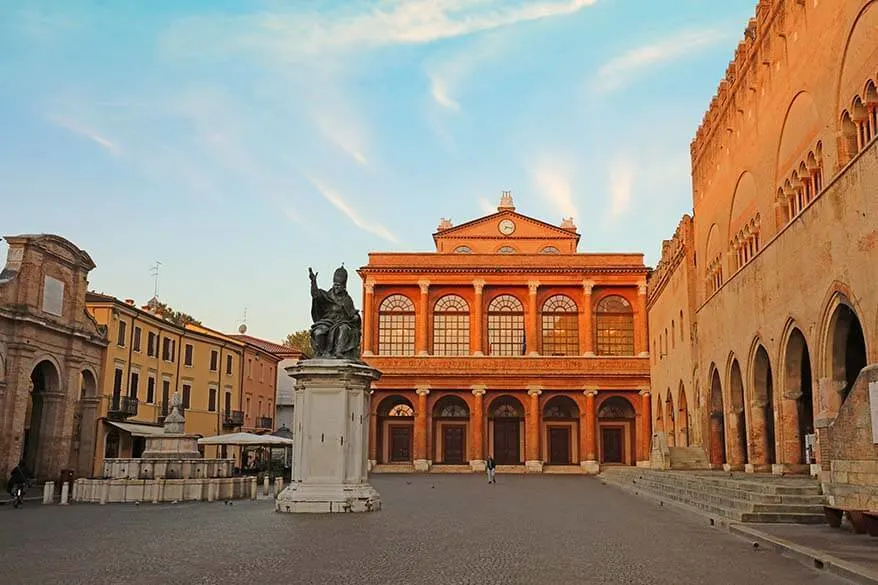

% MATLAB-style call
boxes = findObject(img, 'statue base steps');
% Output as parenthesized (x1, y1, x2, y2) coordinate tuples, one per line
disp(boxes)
(275, 482, 381, 513)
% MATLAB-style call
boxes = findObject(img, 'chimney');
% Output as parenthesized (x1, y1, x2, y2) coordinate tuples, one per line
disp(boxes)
(498, 190, 515, 211)
(124, 299, 136, 306)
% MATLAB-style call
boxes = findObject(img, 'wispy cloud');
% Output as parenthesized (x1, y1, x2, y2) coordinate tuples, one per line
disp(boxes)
(529, 159, 578, 219)
(607, 158, 634, 219)
(48, 115, 122, 156)
(308, 177, 398, 243)
(593, 28, 731, 93)
(162, 0, 598, 62)
(478, 196, 496, 215)
(14, 9, 83, 42)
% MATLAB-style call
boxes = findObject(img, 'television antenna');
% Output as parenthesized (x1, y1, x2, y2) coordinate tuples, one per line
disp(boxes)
(150, 261, 162, 299)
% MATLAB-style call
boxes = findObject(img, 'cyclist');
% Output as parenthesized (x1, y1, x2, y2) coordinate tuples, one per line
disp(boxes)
(7, 461, 30, 508)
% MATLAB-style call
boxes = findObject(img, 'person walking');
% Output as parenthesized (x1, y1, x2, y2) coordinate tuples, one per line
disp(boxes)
(486, 455, 496, 484)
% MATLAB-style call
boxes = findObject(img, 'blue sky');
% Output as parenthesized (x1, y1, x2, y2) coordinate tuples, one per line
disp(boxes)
(0, 0, 756, 342)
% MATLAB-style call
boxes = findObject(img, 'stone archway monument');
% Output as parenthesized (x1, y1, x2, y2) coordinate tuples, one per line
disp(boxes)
(276, 265, 382, 514)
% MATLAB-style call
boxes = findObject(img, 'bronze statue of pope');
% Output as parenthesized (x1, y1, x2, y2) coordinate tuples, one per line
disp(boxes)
(308, 265, 362, 361)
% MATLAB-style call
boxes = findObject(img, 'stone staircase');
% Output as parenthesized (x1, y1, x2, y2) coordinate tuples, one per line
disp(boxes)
(600, 467, 827, 524)
(668, 446, 710, 470)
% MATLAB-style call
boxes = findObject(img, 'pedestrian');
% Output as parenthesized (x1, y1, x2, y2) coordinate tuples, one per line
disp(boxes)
(486, 455, 496, 484)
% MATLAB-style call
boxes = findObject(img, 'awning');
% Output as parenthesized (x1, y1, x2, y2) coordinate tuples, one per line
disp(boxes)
(106, 420, 165, 437)
(198, 432, 293, 446)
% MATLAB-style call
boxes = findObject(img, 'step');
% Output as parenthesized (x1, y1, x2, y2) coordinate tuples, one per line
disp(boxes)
(372, 464, 415, 473)
(543, 465, 584, 474)
(623, 470, 822, 495)
(628, 474, 825, 504)
(629, 476, 825, 509)
(429, 465, 472, 473)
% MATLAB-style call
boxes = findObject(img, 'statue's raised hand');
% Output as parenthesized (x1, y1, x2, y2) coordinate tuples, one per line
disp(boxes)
(308, 267, 318, 282)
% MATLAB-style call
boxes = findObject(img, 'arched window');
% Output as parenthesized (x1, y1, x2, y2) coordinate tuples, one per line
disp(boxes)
(388, 404, 414, 417)
(540, 246, 560, 254)
(497, 246, 516, 254)
(541, 295, 578, 356)
(490, 396, 524, 418)
(378, 294, 415, 355)
(595, 295, 634, 356)
(453, 246, 472, 254)
(487, 295, 524, 356)
(433, 295, 469, 356)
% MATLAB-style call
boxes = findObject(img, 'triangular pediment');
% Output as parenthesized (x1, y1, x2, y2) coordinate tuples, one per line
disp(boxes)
(433, 210, 580, 254)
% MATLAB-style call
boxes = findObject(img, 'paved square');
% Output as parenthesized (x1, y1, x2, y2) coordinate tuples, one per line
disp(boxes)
(0, 475, 841, 585)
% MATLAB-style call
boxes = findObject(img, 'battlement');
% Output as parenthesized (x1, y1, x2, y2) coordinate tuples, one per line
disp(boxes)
(647, 214, 693, 303)
(690, 0, 793, 169)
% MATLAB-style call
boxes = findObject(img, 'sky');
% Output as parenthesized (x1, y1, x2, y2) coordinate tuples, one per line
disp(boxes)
(0, 0, 758, 343)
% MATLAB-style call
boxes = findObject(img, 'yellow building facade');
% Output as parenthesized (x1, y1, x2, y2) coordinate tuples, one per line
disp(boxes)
(86, 293, 246, 475)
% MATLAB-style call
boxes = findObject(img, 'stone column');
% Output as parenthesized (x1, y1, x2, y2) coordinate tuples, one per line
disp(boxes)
(471, 279, 485, 356)
(362, 279, 375, 356)
(709, 412, 726, 467)
(580, 280, 595, 356)
(639, 390, 651, 465)
(748, 399, 768, 471)
(728, 408, 746, 470)
(368, 401, 378, 469)
(470, 385, 486, 471)
(781, 393, 803, 468)
(525, 387, 543, 472)
(413, 386, 430, 471)
(416, 280, 430, 356)
(581, 389, 598, 473)
(526, 281, 540, 356)
(635, 283, 649, 357)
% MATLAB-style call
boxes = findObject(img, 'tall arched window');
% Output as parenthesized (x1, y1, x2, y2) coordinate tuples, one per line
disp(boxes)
(487, 295, 524, 356)
(433, 295, 470, 356)
(595, 295, 634, 356)
(378, 294, 415, 355)
(541, 295, 579, 356)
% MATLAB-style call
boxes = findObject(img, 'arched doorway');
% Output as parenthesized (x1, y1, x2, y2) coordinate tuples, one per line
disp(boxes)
(709, 368, 726, 466)
(24, 360, 62, 478)
(597, 396, 635, 465)
(489, 395, 524, 464)
(664, 389, 676, 447)
(752, 346, 776, 466)
(543, 395, 579, 465)
(376, 396, 414, 464)
(827, 303, 867, 406)
(677, 383, 689, 447)
(71, 370, 100, 477)
(432, 395, 469, 464)
(728, 359, 748, 467)
(784, 329, 814, 466)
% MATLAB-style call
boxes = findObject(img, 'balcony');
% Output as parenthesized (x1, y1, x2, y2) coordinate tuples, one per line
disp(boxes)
(256, 416, 273, 430)
(108, 395, 139, 420)
(223, 410, 245, 428)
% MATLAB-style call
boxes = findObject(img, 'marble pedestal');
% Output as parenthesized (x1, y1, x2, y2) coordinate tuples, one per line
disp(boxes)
(276, 359, 382, 514)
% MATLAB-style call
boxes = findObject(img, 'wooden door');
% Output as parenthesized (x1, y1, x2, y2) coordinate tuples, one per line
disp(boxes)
(442, 426, 465, 464)
(601, 427, 624, 464)
(494, 420, 520, 464)
(548, 427, 570, 464)
(389, 426, 411, 462)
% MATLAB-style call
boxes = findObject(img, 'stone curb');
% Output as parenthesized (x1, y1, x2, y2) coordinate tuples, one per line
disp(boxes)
(599, 474, 878, 585)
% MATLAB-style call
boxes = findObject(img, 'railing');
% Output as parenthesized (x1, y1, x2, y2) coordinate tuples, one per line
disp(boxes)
(108, 395, 139, 419)
(223, 410, 244, 427)
(256, 416, 273, 429)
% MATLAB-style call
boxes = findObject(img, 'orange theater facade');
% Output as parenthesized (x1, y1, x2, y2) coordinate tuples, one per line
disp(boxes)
(359, 194, 651, 474)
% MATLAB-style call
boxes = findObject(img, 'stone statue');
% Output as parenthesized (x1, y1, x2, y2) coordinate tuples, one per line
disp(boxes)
(163, 391, 185, 434)
(308, 265, 362, 361)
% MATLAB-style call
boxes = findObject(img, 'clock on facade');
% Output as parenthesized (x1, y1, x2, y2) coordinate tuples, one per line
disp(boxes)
(498, 219, 516, 235)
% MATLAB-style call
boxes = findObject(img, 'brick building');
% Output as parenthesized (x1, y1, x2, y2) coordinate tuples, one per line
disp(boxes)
(359, 194, 651, 474)
(647, 0, 877, 505)
(0, 235, 107, 484)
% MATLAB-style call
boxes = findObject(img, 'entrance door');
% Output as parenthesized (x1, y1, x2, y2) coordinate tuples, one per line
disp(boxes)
(494, 420, 520, 464)
(442, 426, 465, 464)
(389, 426, 411, 462)
(548, 427, 571, 464)
(601, 427, 624, 464)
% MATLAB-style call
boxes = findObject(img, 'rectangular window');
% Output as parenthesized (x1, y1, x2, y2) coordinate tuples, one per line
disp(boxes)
(378, 312, 416, 355)
(208, 388, 217, 412)
(129, 371, 139, 399)
(133, 327, 142, 352)
(246, 396, 251, 418)
(184, 344, 194, 367)
(161, 380, 170, 416)
(170, 339, 176, 362)
(210, 350, 218, 372)
(117, 321, 127, 347)
(146, 376, 156, 404)
(224, 391, 232, 415)
(226, 355, 233, 375)
(162, 338, 171, 361)
(182, 384, 191, 410)
(258, 362, 263, 383)
(147, 332, 157, 357)
(113, 367, 123, 398)
(247, 359, 252, 379)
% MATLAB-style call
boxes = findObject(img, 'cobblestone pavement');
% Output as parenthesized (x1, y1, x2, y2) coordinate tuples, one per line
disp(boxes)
(0, 475, 844, 585)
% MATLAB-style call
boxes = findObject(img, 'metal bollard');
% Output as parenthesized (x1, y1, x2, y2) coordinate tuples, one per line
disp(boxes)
(60, 482, 70, 505)
(42, 481, 55, 504)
